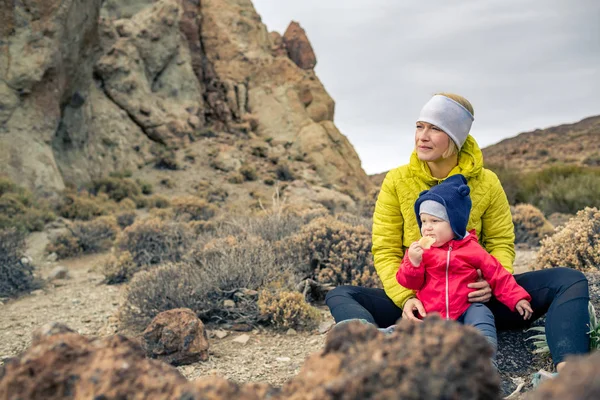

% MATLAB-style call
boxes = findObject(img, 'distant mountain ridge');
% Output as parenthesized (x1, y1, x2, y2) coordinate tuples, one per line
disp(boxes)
(369, 115, 600, 187)
(482, 115, 600, 170)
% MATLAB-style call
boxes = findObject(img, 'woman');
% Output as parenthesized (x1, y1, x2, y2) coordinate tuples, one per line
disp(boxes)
(325, 93, 590, 373)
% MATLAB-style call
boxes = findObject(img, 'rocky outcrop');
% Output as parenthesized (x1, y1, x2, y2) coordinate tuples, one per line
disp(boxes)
(1, 0, 372, 203)
(0, 0, 104, 193)
(282, 22, 317, 70)
(142, 308, 209, 366)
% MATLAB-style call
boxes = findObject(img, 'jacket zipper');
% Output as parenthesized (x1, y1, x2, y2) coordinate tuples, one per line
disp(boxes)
(445, 245, 453, 320)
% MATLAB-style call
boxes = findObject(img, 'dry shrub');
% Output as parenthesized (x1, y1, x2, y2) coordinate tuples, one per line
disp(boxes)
(281, 216, 380, 288)
(119, 238, 297, 331)
(171, 196, 217, 221)
(149, 207, 176, 220)
(217, 212, 306, 243)
(116, 211, 136, 229)
(103, 251, 137, 284)
(535, 207, 600, 270)
(0, 179, 55, 232)
(188, 220, 216, 234)
(58, 191, 115, 220)
(512, 204, 555, 246)
(257, 290, 320, 331)
(0, 228, 35, 297)
(118, 198, 136, 210)
(47, 217, 119, 259)
(89, 177, 140, 202)
(146, 194, 171, 209)
(110, 218, 192, 280)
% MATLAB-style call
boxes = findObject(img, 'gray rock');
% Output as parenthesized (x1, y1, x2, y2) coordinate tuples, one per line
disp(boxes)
(232, 334, 250, 345)
(46, 253, 58, 262)
(48, 266, 70, 281)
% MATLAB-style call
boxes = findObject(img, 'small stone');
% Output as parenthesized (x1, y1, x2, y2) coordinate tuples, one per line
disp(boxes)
(286, 328, 297, 336)
(232, 334, 250, 345)
(48, 266, 70, 281)
(71, 299, 81, 305)
(31, 290, 44, 296)
(214, 330, 228, 339)
(20, 257, 31, 265)
(276, 357, 291, 362)
(223, 300, 235, 308)
(242, 289, 258, 297)
(318, 321, 335, 334)
(47, 253, 58, 262)
(139, 106, 152, 116)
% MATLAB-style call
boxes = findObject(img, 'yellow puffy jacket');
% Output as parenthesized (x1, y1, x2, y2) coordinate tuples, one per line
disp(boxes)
(372, 135, 515, 308)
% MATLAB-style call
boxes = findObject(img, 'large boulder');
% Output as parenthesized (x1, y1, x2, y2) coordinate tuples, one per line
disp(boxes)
(279, 316, 501, 400)
(141, 308, 210, 366)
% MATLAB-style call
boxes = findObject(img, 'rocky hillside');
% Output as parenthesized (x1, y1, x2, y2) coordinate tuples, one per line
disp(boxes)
(482, 116, 600, 170)
(0, 0, 373, 213)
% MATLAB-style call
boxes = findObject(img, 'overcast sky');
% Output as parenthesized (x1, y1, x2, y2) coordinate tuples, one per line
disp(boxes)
(252, 0, 600, 174)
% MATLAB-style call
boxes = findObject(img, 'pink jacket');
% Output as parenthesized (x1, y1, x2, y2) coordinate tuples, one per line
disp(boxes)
(396, 231, 531, 320)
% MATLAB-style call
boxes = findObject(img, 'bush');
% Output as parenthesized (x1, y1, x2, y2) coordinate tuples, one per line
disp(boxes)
(103, 251, 137, 284)
(0, 229, 36, 297)
(489, 164, 600, 214)
(511, 204, 555, 246)
(535, 207, 600, 270)
(275, 164, 295, 181)
(119, 237, 298, 331)
(281, 216, 381, 288)
(58, 191, 114, 221)
(89, 177, 141, 203)
(239, 164, 258, 181)
(536, 173, 600, 215)
(0, 194, 54, 232)
(171, 196, 217, 221)
(146, 194, 171, 209)
(218, 212, 306, 243)
(0, 180, 55, 232)
(47, 217, 119, 259)
(112, 218, 193, 279)
(257, 290, 321, 331)
(116, 211, 136, 229)
(136, 179, 153, 195)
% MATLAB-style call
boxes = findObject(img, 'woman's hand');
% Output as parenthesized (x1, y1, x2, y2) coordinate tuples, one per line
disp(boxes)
(467, 269, 492, 303)
(407, 242, 423, 267)
(402, 297, 426, 322)
(516, 299, 533, 320)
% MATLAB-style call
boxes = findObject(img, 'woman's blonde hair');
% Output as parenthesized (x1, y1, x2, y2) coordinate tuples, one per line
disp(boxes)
(435, 92, 474, 158)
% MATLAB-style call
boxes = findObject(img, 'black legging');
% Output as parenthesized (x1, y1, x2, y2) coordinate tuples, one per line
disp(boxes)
(325, 267, 590, 365)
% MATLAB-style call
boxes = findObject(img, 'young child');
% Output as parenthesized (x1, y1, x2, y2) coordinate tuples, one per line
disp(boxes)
(396, 174, 533, 364)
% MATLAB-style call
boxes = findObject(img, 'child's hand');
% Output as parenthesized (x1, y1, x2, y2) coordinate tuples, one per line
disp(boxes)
(516, 299, 533, 320)
(408, 242, 423, 267)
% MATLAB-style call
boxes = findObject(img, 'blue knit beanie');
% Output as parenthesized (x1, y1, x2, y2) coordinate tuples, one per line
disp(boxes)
(414, 174, 472, 239)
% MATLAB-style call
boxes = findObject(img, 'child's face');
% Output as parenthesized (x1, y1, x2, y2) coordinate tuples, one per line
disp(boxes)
(420, 213, 454, 247)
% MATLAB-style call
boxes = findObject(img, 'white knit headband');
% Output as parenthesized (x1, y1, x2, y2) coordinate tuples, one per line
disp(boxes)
(417, 95, 474, 149)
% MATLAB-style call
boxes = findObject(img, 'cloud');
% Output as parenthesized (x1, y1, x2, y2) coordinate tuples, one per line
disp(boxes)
(252, 0, 600, 174)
